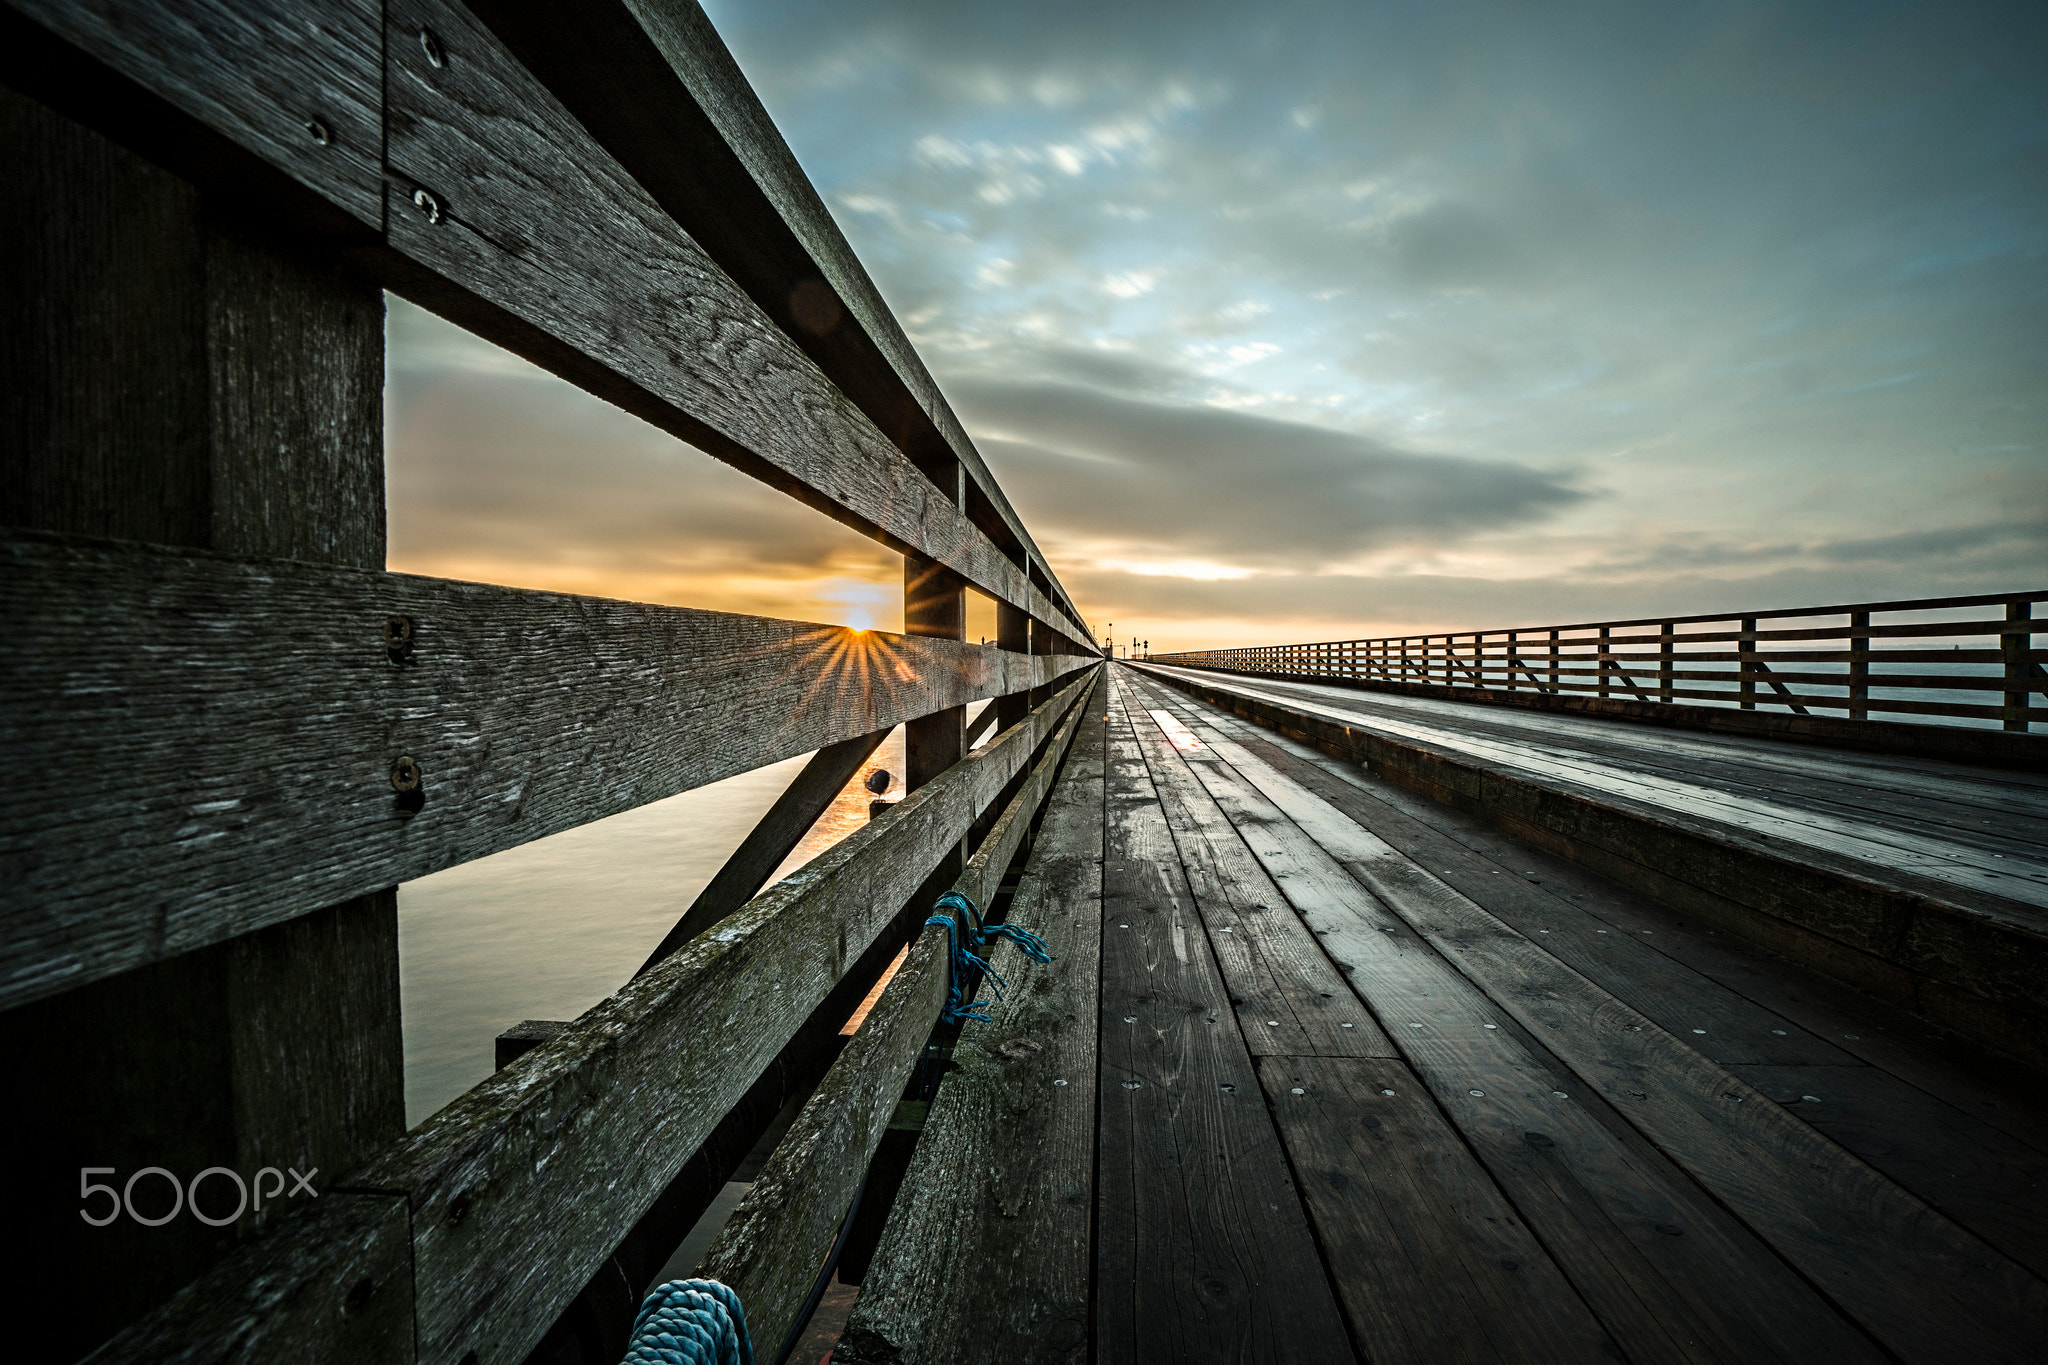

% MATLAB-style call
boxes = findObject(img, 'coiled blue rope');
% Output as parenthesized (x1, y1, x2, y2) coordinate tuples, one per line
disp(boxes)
(924, 890, 1052, 1024)
(622, 1278, 752, 1365)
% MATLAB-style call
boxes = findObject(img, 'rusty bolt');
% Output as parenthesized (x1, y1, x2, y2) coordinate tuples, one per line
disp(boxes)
(391, 756, 422, 793)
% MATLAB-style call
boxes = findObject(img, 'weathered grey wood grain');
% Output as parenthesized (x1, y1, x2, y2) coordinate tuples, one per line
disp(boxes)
(84, 1192, 414, 1365)
(1094, 677, 1354, 1365)
(6, 0, 382, 227)
(703, 675, 1095, 1356)
(1135, 665, 2048, 1065)
(838, 693, 1107, 1365)
(1258, 1056, 1615, 1364)
(1183, 701, 1863, 1068)
(377, 0, 1081, 646)
(1142, 682, 1887, 1363)
(0, 531, 1089, 1007)
(1196, 700, 2048, 1165)
(1179, 702, 2047, 1364)
(451, 0, 1091, 649)
(334, 671, 1093, 1365)
(1729, 1063, 2048, 1282)
(5, 90, 406, 1358)
(1121, 684, 1394, 1057)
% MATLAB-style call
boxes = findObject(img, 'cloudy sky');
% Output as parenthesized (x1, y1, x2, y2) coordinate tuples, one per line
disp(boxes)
(387, 0, 2046, 651)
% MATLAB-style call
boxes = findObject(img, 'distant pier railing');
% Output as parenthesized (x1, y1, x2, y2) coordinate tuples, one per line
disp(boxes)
(1152, 590, 2047, 734)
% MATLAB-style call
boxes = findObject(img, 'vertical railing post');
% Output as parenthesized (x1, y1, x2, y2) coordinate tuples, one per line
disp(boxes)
(905, 552, 967, 791)
(1739, 616, 1758, 709)
(1506, 631, 1517, 691)
(1849, 610, 1869, 721)
(1549, 629, 1559, 693)
(1660, 621, 1675, 704)
(1598, 626, 1611, 700)
(2004, 601, 2032, 733)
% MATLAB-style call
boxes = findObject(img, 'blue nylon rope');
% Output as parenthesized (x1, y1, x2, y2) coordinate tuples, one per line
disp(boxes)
(622, 1279, 752, 1365)
(925, 890, 1053, 1025)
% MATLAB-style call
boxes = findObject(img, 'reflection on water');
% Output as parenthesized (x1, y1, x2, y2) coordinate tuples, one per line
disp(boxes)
(397, 706, 983, 1127)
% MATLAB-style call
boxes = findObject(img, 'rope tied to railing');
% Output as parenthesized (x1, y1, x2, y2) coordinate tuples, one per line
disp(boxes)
(622, 1278, 752, 1365)
(925, 889, 1052, 1024)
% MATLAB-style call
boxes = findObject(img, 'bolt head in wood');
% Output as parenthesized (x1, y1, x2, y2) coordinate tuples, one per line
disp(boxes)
(391, 756, 422, 793)
(419, 28, 446, 68)
(412, 188, 442, 224)
(304, 118, 331, 146)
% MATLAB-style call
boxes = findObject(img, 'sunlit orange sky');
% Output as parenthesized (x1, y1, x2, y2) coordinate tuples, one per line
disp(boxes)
(387, 1, 2045, 653)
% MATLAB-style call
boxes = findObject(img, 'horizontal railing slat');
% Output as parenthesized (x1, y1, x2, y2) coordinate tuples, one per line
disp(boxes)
(454, 0, 1090, 647)
(6, 0, 384, 227)
(377, 0, 1087, 651)
(345, 670, 1096, 1365)
(7, 0, 1092, 652)
(0, 531, 1090, 1007)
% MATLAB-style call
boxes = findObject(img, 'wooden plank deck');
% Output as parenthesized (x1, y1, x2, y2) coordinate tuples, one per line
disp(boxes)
(855, 663, 2047, 1363)
(1135, 661, 2048, 1072)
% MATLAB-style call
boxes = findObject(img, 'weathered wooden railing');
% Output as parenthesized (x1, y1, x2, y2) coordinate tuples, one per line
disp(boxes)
(1, 2, 1103, 1361)
(1154, 589, 2047, 746)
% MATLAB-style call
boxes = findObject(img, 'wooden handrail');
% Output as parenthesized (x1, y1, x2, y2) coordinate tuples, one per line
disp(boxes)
(88, 671, 1098, 1365)
(6, 0, 1091, 655)
(1152, 589, 2048, 734)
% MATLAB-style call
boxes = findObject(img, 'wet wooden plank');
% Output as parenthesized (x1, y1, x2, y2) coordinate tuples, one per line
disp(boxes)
(1137, 665, 2048, 1069)
(0, 530, 1088, 1007)
(1190, 690, 2048, 1160)
(1258, 1056, 1616, 1365)
(1175, 701, 2046, 1364)
(1132, 677, 1891, 1364)
(1147, 684, 1859, 1069)
(1730, 1063, 2048, 1281)
(1095, 679, 1354, 1365)
(838, 691, 1108, 1365)
(1124, 701, 1394, 1058)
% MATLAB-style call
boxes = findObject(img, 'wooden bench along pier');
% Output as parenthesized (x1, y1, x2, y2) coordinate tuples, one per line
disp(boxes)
(3, 3, 2045, 1363)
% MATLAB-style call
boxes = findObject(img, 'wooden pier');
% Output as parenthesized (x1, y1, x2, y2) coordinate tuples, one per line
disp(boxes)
(4, 3, 2046, 1363)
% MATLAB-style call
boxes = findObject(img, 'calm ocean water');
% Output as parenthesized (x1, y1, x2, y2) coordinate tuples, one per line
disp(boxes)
(397, 717, 948, 1126)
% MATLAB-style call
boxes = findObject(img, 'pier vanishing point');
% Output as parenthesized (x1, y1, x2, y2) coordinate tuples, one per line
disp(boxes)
(3, 3, 2045, 1363)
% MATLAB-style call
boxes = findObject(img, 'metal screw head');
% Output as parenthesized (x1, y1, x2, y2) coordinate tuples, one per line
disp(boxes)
(390, 756, 422, 793)
(1052, 1078, 1068, 1086)
(1290, 1087, 1306, 1095)
(419, 28, 446, 68)
(412, 188, 442, 224)
(305, 118, 332, 146)
(384, 615, 415, 650)
(1379, 1088, 1396, 1096)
